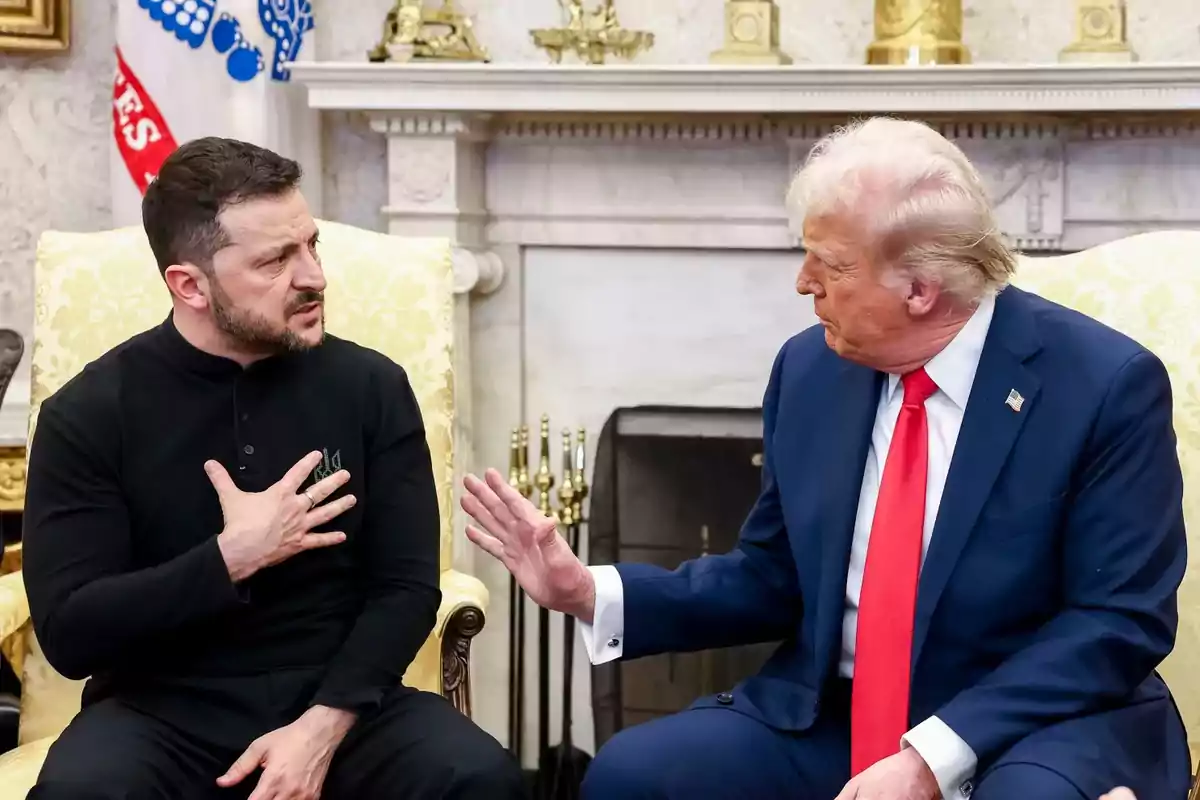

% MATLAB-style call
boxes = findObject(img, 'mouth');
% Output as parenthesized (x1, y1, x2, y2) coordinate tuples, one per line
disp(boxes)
(292, 301, 322, 317)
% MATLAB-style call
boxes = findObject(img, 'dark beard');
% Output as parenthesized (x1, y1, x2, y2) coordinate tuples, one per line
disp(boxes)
(210, 282, 324, 355)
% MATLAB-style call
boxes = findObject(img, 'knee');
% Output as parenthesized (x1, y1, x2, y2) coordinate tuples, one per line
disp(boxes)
(28, 779, 142, 800)
(581, 729, 662, 798)
(446, 742, 527, 800)
(974, 763, 1087, 800)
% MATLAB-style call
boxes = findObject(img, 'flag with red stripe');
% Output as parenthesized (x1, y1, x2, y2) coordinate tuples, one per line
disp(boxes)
(110, 0, 320, 226)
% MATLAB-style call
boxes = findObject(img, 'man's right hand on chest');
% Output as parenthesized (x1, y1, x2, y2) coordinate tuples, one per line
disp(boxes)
(209, 450, 357, 583)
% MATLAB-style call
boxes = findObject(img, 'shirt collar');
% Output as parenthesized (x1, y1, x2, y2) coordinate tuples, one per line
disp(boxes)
(885, 291, 996, 409)
(154, 312, 304, 378)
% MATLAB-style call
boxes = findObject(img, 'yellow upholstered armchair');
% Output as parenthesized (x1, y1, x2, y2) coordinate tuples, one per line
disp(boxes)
(0, 222, 488, 796)
(1013, 230, 1200, 788)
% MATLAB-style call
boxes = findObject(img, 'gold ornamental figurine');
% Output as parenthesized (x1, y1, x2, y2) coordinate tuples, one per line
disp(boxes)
(866, 0, 970, 66)
(369, 0, 489, 63)
(531, 0, 653, 65)
(1059, 1, 1136, 63)
(710, 0, 792, 65)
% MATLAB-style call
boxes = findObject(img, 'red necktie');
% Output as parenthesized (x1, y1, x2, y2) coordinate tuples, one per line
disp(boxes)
(850, 367, 938, 775)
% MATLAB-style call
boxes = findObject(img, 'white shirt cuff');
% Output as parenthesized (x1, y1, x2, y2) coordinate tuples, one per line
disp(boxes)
(577, 565, 624, 665)
(901, 716, 978, 800)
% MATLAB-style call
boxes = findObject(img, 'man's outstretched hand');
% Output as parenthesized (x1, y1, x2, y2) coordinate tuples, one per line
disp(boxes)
(461, 468, 596, 622)
(216, 706, 355, 800)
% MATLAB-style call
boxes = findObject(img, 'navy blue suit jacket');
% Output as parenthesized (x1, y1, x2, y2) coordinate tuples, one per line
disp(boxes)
(615, 286, 1190, 797)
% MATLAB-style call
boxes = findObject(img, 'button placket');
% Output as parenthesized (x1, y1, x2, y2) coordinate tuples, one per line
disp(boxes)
(233, 377, 256, 473)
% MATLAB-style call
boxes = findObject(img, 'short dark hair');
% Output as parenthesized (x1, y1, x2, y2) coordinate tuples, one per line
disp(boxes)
(141, 137, 303, 274)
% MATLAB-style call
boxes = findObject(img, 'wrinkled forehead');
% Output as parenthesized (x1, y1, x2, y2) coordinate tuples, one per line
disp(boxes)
(216, 190, 316, 262)
(801, 213, 869, 263)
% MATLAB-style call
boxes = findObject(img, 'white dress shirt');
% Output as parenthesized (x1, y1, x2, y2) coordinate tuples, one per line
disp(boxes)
(579, 293, 997, 800)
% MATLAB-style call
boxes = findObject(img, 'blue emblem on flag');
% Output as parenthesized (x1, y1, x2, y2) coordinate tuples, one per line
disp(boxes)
(211, 12, 266, 82)
(138, 0, 312, 83)
(139, 0, 217, 48)
(259, 0, 315, 81)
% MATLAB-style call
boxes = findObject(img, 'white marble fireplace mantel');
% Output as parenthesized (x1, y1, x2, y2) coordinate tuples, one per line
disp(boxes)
(292, 61, 1200, 253)
(291, 62, 1200, 115)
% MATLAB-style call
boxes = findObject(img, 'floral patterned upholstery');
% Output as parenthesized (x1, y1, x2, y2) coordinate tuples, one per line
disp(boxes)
(1011, 230, 1200, 767)
(0, 222, 488, 798)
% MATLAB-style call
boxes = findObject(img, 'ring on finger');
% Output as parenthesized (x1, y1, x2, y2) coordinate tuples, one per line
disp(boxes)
(303, 489, 316, 510)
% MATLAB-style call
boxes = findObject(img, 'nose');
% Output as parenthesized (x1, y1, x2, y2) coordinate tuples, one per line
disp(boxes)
(796, 270, 823, 298)
(294, 248, 326, 293)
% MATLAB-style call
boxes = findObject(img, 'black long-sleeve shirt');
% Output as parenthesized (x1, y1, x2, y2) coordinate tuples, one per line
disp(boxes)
(22, 315, 441, 720)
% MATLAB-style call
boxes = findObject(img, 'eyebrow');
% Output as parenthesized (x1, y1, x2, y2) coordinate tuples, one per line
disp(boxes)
(251, 230, 319, 265)
(801, 240, 835, 262)
(254, 242, 297, 264)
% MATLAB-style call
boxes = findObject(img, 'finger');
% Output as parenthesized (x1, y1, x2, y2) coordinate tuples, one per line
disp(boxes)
(460, 493, 510, 541)
(276, 451, 325, 493)
(484, 467, 545, 523)
(300, 531, 347, 550)
(302, 467, 352, 506)
(245, 772, 281, 800)
(464, 472, 520, 529)
(204, 460, 237, 497)
(466, 524, 506, 561)
(305, 494, 357, 528)
(216, 741, 265, 787)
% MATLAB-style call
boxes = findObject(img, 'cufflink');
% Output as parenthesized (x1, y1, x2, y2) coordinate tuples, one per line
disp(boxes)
(607, 637, 620, 648)
(960, 779, 973, 797)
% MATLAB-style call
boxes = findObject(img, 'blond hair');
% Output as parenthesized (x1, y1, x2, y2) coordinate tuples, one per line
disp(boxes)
(786, 117, 1016, 301)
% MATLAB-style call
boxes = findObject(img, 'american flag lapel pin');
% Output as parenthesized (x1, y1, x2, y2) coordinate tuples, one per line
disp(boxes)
(1005, 388, 1025, 413)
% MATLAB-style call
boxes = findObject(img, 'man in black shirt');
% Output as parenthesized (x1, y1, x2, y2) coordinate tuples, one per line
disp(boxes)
(22, 137, 526, 800)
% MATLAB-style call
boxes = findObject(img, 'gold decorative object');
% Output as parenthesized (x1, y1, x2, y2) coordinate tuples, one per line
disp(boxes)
(531, 0, 653, 65)
(1059, 1, 1136, 63)
(571, 428, 588, 528)
(369, 0, 489, 63)
(866, 0, 969, 66)
(0, 446, 25, 513)
(710, 0, 792, 65)
(557, 430, 576, 528)
(533, 415, 556, 518)
(0, 0, 70, 52)
(1, 542, 20, 576)
(506, 419, 588, 525)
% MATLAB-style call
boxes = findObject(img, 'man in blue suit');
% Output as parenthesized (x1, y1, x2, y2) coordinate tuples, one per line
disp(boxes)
(460, 117, 1191, 799)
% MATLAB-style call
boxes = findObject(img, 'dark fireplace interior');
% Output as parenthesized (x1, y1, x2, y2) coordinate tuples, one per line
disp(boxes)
(587, 406, 781, 749)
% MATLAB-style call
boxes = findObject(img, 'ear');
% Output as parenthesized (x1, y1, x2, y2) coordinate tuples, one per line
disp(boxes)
(163, 263, 211, 311)
(904, 275, 942, 317)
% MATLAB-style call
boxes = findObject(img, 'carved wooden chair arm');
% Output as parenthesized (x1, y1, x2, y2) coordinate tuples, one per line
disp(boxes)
(435, 569, 488, 716)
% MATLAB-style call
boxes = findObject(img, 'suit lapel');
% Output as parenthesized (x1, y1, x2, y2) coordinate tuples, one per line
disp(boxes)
(910, 288, 1043, 669)
(813, 360, 883, 682)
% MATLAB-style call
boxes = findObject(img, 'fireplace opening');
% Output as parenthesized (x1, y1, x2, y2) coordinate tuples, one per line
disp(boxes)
(587, 405, 780, 748)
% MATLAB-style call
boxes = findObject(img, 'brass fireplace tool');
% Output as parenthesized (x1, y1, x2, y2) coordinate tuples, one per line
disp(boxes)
(531, 0, 654, 65)
(504, 415, 588, 762)
(368, 0, 489, 62)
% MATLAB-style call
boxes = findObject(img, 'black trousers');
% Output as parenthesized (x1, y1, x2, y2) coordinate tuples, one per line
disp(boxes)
(28, 684, 527, 800)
